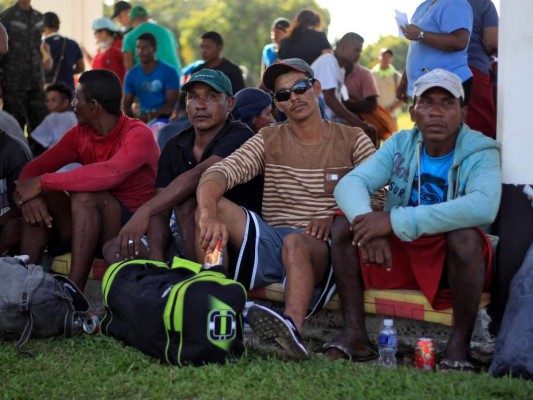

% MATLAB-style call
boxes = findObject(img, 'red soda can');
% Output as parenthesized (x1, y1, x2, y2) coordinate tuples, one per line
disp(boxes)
(203, 240, 224, 269)
(415, 337, 436, 370)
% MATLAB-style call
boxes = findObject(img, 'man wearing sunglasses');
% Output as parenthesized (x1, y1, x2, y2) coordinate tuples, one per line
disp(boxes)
(196, 58, 385, 359)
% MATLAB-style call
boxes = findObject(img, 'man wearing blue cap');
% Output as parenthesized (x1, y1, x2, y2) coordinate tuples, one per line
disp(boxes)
(331, 69, 501, 369)
(105, 69, 262, 264)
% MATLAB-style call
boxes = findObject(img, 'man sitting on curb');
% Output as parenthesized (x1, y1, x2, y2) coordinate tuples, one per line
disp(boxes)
(331, 69, 501, 369)
(103, 69, 262, 263)
(14, 70, 159, 291)
(196, 58, 384, 360)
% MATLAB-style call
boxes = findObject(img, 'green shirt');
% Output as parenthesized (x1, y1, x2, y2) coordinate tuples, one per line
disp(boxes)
(123, 22, 182, 74)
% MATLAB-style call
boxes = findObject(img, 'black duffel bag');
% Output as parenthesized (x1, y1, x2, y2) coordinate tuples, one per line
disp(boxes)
(101, 257, 246, 366)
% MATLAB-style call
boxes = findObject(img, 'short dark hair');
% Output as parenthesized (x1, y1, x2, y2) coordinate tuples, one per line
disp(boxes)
(78, 70, 122, 116)
(46, 82, 72, 102)
(137, 32, 157, 48)
(201, 31, 223, 47)
(338, 32, 364, 46)
(43, 12, 60, 30)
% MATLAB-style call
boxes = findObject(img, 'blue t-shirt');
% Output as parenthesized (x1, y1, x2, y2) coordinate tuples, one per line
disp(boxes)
(44, 34, 83, 91)
(262, 43, 277, 69)
(408, 146, 455, 206)
(124, 61, 180, 112)
(467, 0, 499, 74)
(407, 0, 473, 96)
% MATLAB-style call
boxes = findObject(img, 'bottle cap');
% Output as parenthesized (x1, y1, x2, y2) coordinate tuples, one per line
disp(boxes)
(384, 319, 394, 327)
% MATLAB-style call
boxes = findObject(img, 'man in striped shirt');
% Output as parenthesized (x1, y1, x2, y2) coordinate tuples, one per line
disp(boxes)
(196, 58, 383, 359)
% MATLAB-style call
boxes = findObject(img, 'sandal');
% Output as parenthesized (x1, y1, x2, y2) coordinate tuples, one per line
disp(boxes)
(439, 358, 476, 372)
(321, 342, 379, 362)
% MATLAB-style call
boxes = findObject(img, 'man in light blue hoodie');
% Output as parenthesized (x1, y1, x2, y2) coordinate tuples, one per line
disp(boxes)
(329, 69, 501, 371)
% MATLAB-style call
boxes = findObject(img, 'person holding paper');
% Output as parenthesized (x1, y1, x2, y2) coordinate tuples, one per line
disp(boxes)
(396, 0, 473, 104)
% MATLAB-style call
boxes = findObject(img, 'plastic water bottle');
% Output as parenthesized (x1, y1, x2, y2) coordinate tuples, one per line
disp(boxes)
(377, 318, 397, 367)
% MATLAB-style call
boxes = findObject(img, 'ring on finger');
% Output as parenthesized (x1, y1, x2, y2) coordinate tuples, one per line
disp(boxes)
(128, 239, 134, 245)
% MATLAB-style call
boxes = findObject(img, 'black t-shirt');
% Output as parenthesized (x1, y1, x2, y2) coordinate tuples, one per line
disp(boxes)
(278, 30, 332, 65)
(44, 35, 83, 91)
(191, 58, 245, 94)
(157, 118, 263, 214)
(0, 133, 31, 216)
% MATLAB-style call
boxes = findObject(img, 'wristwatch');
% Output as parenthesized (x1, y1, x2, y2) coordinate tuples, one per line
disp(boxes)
(417, 31, 425, 43)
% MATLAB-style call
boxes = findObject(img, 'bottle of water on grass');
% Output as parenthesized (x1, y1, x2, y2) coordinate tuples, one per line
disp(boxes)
(378, 318, 397, 367)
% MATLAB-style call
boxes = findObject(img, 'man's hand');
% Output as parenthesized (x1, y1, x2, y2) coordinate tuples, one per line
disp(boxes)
(351, 211, 392, 246)
(197, 210, 228, 255)
(358, 236, 392, 270)
(20, 197, 52, 228)
(116, 209, 150, 259)
(305, 216, 334, 242)
(15, 177, 42, 206)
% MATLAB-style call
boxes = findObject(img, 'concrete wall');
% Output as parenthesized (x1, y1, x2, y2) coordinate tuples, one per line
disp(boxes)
(32, 0, 103, 56)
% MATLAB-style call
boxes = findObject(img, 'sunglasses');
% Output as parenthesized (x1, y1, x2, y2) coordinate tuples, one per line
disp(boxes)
(273, 78, 316, 102)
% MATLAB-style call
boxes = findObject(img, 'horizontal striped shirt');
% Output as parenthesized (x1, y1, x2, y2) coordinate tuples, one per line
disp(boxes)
(200, 120, 383, 228)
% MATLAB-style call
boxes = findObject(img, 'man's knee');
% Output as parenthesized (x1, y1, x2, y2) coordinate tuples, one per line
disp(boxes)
(102, 237, 118, 265)
(70, 191, 99, 211)
(445, 228, 484, 265)
(331, 215, 352, 245)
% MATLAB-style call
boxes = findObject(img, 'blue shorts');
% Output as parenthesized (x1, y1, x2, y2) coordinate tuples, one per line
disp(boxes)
(231, 209, 336, 317)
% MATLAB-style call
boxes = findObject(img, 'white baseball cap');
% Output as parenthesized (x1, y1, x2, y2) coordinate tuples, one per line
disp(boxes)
(413, 68, 464, 100)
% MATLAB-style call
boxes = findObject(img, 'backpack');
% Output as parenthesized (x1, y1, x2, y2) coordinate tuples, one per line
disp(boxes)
(0, 256, 90, 356)
(490, 242, 533, 379)
(101, 257, 247, 367)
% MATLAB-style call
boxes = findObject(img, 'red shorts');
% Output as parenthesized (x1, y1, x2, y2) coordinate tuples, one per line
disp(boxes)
(359, 229, 493, 310)
(465, 66, 496, 138)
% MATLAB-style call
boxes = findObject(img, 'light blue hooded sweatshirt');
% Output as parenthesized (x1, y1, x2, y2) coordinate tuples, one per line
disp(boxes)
(334, 124, 501, 242)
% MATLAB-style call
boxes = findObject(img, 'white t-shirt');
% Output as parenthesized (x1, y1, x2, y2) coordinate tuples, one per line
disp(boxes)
(31, 111, 77, 148)
(311, 53, 349, 120)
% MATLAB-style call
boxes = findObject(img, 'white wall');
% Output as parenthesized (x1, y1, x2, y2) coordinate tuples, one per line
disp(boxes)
(497, 0, 533, 185)
(32, 0, 103, 56)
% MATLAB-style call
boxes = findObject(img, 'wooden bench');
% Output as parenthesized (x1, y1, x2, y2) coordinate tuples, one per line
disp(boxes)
(51, 253, 491, 327)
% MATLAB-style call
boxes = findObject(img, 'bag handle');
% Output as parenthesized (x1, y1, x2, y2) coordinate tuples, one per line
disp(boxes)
(170, 256, 202, 274)
(16, 312, 35, 357)
(14, 265, 45, 356)
(19, 264, 44, 311)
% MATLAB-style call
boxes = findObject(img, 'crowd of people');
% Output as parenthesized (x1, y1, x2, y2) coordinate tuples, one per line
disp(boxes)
(0, 0, 502, 372)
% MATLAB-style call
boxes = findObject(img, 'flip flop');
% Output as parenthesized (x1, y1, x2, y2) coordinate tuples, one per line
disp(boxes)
(321, 342, 379, 362)
(438, 358, 476, 372)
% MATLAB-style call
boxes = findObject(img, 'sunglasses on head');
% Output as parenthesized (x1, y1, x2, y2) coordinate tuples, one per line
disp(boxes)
(273, 78, 316, 102)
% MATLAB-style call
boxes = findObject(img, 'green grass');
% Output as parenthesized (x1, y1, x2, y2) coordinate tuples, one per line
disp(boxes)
(1, 334, 531, 399)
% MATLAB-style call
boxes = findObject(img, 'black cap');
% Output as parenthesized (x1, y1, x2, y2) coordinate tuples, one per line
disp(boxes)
(112, 1, 132, 19)
(262, 58, 314, 91)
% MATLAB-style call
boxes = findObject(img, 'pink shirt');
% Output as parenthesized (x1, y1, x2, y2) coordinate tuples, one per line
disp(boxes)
(345, 63, 379, 102)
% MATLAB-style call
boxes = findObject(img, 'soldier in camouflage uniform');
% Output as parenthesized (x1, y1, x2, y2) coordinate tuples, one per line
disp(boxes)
(0, 0, 47, 139)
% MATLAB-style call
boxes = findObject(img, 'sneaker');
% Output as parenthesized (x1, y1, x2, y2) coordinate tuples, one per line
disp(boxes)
(247, 304, 308, 360)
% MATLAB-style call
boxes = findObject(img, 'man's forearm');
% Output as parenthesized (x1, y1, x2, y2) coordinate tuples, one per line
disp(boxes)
(197, 179, 225, 216)
(344, 96, 378, 114)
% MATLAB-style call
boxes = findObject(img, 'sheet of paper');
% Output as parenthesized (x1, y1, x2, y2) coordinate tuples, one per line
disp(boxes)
(395, 10, 409, 38)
